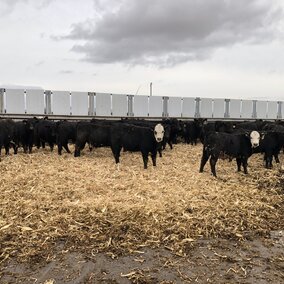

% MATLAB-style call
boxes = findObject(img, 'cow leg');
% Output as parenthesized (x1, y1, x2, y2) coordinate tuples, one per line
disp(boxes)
(58, 143, 63, 155)
(12, 143, 18, 155)
(199, 148, 210, 173)
(274, 153, 280, 163)
(168, 141, 173, 150)
(236, 158, 242, 172)
(142, 151, 149, 169)
(151, 151, 157, 167)
(209, 155, 218, 177)
(23, 145, 28, 154)
(111, 145, 122, 164)
(266, 153, 273, 169)
(5, 145, 9, 155)
(74, 146, 81, 157)
(49, 143, 54, 152)
(242, 158, 248, 174)
(28, 144, 33, 154)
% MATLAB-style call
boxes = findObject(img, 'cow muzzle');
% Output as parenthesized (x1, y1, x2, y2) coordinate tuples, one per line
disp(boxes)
(252, 143, 259, 148)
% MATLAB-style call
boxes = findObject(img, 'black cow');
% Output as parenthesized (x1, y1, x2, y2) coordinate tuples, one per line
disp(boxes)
(199, 130, 263, 177)
(74, 121, 113, 157)
(183, 119, 206, 145)
(120, 119, 168, 156)
(257, 131, 284, 168)
(110, 123, 164, 169)
(55, 121, 77, 155)
(162, 118, 181, 146)
(0, 119, 16, 155)
(13, 118, 38, 153)
(34, 119, 56, 151)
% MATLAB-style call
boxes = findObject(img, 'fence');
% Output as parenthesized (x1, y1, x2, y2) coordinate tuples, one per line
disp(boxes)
(0, 88, 283, 119)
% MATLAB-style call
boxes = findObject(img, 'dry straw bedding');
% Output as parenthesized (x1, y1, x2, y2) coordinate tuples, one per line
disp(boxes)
(0, 144, 283, 263)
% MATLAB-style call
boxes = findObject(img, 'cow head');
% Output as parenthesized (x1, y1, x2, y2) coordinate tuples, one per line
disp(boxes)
(154, 123, 164, 142)
(248, 130, 265, 148)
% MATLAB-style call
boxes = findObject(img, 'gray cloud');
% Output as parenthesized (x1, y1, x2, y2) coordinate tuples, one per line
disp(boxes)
(0, 0, 53, 14)
(60, 0, 283, 67)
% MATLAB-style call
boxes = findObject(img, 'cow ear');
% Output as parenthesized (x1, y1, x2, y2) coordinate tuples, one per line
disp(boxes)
(244, 131, 249, 137)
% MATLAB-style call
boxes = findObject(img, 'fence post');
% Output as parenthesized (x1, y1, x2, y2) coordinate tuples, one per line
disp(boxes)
(127, 95, 134, 117)
(252, 100, 257, 119)
(277, 101, 282, 119)
(225, 99, 230, 118)
(195, 97, 201, 118)
(88, 92, 95, 116)
(44, 90, 52, 115)
(163, 96, 169, 117)
(0, 88, 4, 114)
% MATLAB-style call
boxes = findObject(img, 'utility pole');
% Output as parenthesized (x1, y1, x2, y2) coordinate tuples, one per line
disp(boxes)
(150, 82, 152, 96)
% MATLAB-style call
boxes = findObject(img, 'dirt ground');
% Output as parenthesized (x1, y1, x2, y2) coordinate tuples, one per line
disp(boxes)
(1, 232, 283, 284)
(0, 144, 283, 283)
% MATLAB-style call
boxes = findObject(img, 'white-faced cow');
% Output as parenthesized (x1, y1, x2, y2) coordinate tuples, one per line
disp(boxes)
(199, 130, 264, 177)
(110, 123, 164, 169)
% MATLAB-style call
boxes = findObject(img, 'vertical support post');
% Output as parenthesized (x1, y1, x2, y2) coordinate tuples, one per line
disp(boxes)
(0, 88, 4, 114)
(195, 97, 201, 118)
(44, 90, 52, 115)
(127, 95, 134, 117)
(150, 82, 152, 96)
(225, 99, 230, 118)
(88, 92, 95, 116)
(252, 100, 257, 119)
(277, 101, 282, 119)
(163, 96, 169, 117)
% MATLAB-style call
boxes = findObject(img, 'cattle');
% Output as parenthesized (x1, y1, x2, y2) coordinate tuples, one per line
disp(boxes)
(110, 123, 164, 169)
(13, 118, 38, 153)
(55, 120, 77, 155)
(183, 119, 206, 145)
(74, 121, 113, 157)
(162, 118, 181, 146)
(120, 119, 168, 156)
(256, 131, 284, 168)
(0, 119, 16, 155)
(199, 130, 264, 177)
(234, 120, 268, 131)
(200, 120, 235, 144)
(34, 119, 56, 151)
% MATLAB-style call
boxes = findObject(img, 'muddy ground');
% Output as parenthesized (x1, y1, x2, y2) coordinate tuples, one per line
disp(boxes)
(1, 231, 283, 284)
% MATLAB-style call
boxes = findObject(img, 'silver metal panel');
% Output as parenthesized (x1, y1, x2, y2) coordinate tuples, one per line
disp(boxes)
(229, 99, 241, 119)
(5, 89, 25, 114)
(71, 91, 89, 116)
(52, 91, 71, 115)
(213, 99, 225, 118)
(241, 100, 253, 119)
(95, 93, 112, 116)
(280, 101, 284, 119)
(0, 89, 4, 113)
(149, 96, 163, 117)
(112, 94, 128, 117)
(182, 97, 195, 117)
(168, 97, 182, 117)
(200, 98, 213, 118)
(277, 101, 284, 119)
(267, 101, 278, 119)
(133, 95, 149, 117)
(256, 100, 267, 119)
(26, 89, 45, 115)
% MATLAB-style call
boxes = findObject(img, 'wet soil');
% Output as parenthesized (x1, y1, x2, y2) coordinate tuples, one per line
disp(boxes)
(1, 231, 283, 284)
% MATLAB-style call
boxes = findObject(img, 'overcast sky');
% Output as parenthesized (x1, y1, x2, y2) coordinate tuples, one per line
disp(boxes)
(0, 0, 284, 100)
